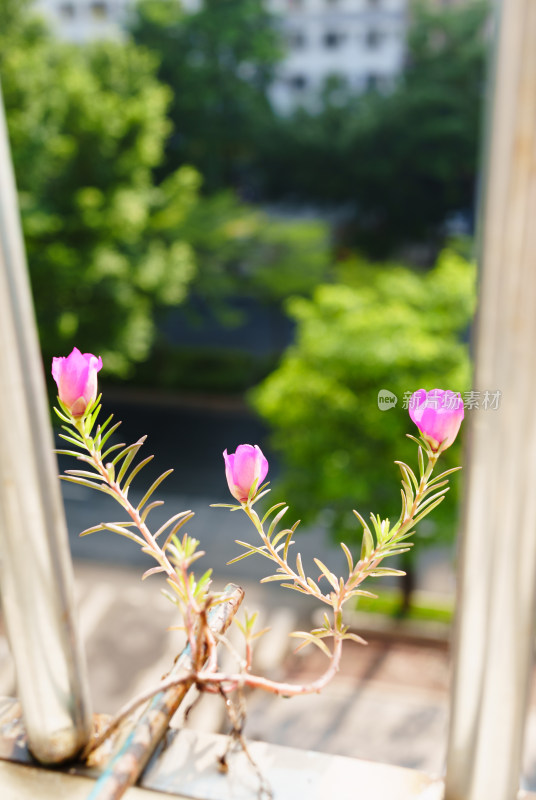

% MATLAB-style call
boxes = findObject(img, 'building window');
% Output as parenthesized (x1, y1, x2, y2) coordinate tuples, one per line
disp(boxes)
(323, 31, 344, 49)
(365, 29, 383, 48)
(289, 74, 307, 90)
(90, 2, 108, 19)
(365, 73, 380, 91)
(58, 2, 75, 18)
(288, 30, 306, 48)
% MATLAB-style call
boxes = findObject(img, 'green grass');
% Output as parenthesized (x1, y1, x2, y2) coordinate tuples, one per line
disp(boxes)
(355, 588, 454, 625)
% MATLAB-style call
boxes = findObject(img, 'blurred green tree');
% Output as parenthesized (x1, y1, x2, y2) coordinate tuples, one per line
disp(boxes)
(251, 248, 476, 596)
(129, 0, 282, 193)
(347, 0, 488, 255)
(181, 194, 331, 319)
(1, 2, 198, 375)
(137, 197, 332, 393)
(258, 1, 488, 256)
(1, 0, 328, 382)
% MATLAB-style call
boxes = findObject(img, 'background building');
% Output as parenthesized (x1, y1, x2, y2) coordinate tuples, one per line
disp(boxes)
(269, 0, 407, 112)
(33, 0, 408, 111)
(34, 0, 130, 42)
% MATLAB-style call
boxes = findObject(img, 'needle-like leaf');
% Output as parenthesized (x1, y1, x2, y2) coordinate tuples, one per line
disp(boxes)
(137, 469, 172, 510)
(268, 506, 288, 539)
(368, 567, 406, 577)
(86, 403, 102, 436)
(98, 421, 122, 451)
(122, 455, 154, 491)
(361, 526, 374, 560)
(162, 513, 195, 552)
(64, 469, 106, 481)
(427, 466, 462, 486)
(344, 632, 368, 646)
(314, 559, 339, 592)
(101, 442, 126, 460)
(280, 583, 307, 594)
(142, 566, 166, 581)
(416, 486, 450, 513)
(226, 550, 257, 565)
(79, 524, 106, 537)
(60, 475, 107, 492)
(296, 552, 305, 580)
(271, 527, 292, 548)
(155, 510, 193, 540)
(418, 446, 425, 479)
(261, 502, 286, 525)
(283, 525, 298, 561)
(412, 496, 446, 525)
(58, 433, 86, 449)
(140, 500, 165, 523)
(116, 437, 148, 482)
(53, 406, 71, 424)
(289, 632, 331, 657)
(101, 523, 144, 545)
(95, 412, 114, 440)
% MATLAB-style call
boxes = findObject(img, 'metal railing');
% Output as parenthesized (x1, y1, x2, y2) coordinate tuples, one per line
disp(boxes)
(445, 1, 536, 798)
(0, 80, 92, 763)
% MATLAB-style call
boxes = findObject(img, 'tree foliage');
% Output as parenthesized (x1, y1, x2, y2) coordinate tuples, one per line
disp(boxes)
(251, 247, 476, 554)
(1, 0, 328, 380)
(129, 0, 282, 193)
(1, 5, 198, 374)
(257, 1, 489, 256)
(181, 194, 331, 316)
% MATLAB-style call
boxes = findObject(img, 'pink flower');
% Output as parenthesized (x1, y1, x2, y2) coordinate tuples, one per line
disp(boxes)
(409, 388, 464, 452)
(52, 347, 103, 417)
(223, 444, 269, 504)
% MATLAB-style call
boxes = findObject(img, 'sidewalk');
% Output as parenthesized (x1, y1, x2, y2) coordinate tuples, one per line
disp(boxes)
(1, 560, 536, 790)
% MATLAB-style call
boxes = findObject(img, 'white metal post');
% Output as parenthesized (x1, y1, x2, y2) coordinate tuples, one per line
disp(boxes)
(445, 1, 536, 798)
(0, 81, 92, 763)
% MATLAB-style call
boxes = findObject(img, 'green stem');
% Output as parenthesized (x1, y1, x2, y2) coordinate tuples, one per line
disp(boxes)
(72, 417, 179, 593)
(400, 450, 439, 530)
(244, 505, 333, 606)
(343, 448, 441, 599)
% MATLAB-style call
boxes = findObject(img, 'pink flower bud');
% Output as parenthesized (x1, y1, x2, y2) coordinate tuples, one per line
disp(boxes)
(52, 347, 103, 417)
(409, 388, 464, 452)
(223, 444, 269, 504)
